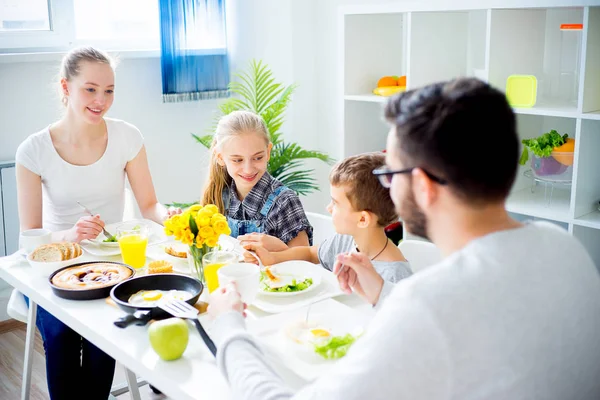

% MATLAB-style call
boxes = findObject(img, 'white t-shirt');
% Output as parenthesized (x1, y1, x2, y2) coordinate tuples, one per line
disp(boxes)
(211, 221, 600, 400)
(15, 118, 143, 232)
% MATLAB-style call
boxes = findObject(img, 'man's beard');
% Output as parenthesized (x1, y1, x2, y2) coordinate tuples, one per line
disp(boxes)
(397, 187, 429, 240)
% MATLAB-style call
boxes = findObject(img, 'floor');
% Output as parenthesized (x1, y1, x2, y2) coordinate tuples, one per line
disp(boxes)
(0, 319, 169, 400)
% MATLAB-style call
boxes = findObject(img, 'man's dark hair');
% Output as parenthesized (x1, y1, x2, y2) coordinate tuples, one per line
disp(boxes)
(384, 78, 519, 205)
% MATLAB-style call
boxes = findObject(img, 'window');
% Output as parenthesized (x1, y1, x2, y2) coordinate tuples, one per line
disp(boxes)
(73, 0, 159, 49)
(0, 0, 51, 31)
(0, 0, 160, 51)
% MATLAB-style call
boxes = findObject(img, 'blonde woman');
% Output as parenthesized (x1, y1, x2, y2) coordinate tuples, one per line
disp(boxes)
(201, 110, 312, 250)
(15, 46, 178, 399)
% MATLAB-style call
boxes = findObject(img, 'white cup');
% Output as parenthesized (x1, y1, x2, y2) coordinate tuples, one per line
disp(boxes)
(217, 263, 261, 305)
(19, 228, 52, 254)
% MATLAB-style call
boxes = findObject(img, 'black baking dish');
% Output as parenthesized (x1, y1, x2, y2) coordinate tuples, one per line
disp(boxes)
(48, 261, 135, 300)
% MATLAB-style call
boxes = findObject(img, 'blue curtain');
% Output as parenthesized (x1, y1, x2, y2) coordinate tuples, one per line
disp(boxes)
(159, 0, 230, 102)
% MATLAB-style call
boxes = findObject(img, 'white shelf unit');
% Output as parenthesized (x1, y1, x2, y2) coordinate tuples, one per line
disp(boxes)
(339, 1, 600, 267)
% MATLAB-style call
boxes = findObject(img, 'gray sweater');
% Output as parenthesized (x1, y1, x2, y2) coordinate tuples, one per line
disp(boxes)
(211, 222, 600, 400)
(318, 233, 412, 283)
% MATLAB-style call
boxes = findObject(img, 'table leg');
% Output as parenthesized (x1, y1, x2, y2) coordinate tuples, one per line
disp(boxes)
(21, 301, 37, 400)
(124, 367, 142, 400)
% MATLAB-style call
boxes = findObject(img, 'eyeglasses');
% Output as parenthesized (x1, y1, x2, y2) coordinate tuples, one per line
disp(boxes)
(372, 167, 448, 188)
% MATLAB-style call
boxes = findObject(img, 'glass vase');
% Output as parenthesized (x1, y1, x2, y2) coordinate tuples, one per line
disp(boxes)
(188, 244, 212, 284)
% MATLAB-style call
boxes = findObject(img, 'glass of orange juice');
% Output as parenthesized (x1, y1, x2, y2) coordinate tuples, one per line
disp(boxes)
(202, 250, 238, 293)
(117, 224, 149, 270)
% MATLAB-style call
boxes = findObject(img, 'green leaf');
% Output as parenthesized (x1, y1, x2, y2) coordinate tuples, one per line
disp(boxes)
(189, 213, 199, 236)
(521, 130, 569, 159)
(192, 134, 214, 149)
(165, 201, 200, 209)
(189, 59, 334, 197)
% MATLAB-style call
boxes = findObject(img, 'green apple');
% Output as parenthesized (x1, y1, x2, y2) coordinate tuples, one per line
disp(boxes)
(148, 318, 189, 361)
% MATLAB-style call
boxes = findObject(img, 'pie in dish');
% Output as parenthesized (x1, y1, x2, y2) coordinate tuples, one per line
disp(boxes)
(51, 263, 132, 290)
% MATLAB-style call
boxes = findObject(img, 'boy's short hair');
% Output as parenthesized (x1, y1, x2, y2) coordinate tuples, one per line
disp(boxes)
(329, 152, 398, 227)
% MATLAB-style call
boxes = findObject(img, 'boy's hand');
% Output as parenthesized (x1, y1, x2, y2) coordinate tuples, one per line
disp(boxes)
(243, 243, 276, 266)
(238, 233, 288, 252)
(334, 252, 384, 306)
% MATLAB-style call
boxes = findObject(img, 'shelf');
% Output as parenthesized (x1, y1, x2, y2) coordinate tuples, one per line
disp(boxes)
(581, 111, 600, 120)
(344, 94, 388, 103)
(511, 102, 578, 118)
(345, 95, 580, 119)
(574, 211, 600, 229)
(506, 187, 571, 223)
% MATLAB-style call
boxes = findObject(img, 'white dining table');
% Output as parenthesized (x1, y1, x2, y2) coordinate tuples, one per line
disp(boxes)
(0, 247, 371, 400)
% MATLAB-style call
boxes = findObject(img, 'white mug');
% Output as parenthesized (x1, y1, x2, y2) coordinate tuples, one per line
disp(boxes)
(217, 263, 261, 305)
(19, 228, 52, 254)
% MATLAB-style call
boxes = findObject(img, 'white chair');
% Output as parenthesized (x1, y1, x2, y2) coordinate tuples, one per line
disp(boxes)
(306, 212, 336, 246)
(7, 288, 146, 400)
(398, 239, 442, 274)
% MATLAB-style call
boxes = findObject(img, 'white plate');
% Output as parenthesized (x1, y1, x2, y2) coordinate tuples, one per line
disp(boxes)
(258, 261, 322, 298)
(81, 219, 167, 256)
(27, 252, 85, 277)
(251, 266, 344, 314)
(217, 234, 245, 258)
(246, 299, 372, 382)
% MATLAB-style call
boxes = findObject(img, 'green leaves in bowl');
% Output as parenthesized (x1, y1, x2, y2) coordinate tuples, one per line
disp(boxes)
(519, 129, 568, 166)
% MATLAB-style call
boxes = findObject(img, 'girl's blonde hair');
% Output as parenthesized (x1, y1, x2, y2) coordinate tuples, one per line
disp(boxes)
(201, 110, 270, 212)
(59, 46, 116, 106)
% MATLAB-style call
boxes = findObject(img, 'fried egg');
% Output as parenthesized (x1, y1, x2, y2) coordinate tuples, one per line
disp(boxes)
(285, 320, 332, 346)
(264, 267, 301, 289)
(127, 289, 192, 307)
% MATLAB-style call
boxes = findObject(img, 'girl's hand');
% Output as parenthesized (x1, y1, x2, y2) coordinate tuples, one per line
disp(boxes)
(238, 233, 288, 252)
(242, 243, 275, 266)
(65, 215, 105, 243)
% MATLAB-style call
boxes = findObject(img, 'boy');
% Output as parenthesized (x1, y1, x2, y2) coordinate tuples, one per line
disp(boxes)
(243, 152, 412, 283)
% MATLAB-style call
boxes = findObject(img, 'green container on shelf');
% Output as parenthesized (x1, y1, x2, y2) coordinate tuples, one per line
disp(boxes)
(506, 75, 537, 108)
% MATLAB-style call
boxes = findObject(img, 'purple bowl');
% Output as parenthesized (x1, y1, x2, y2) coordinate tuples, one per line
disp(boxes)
(531, 155, 568, 176)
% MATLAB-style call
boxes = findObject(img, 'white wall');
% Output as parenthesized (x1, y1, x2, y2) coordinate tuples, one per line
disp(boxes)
(0, 0, 408, 319)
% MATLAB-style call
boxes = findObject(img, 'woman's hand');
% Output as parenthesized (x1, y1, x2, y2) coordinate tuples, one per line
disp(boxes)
(65, 215, 105, 243)
(166, 206, 182, 218)
(238, 233, 288, 252)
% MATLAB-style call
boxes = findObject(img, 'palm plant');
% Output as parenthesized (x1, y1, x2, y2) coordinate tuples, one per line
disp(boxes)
(193, 60, 334, 196)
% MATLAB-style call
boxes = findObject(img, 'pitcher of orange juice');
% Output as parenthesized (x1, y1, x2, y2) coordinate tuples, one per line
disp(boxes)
(117, 224, 148, 269)
(202, 250, 238, 293)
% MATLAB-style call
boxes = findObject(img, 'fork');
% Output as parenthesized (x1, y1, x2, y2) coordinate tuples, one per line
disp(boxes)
(76, 201, 116, 241)
(158, 299, 217, 356)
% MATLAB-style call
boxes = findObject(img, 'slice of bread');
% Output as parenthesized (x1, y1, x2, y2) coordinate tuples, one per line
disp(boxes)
(165, 244, 187, 258)
(73, 243, 82, 258)
(65, 242, 76, 259)
(56, 242, 71, 260)
(31, 244, 64, 262)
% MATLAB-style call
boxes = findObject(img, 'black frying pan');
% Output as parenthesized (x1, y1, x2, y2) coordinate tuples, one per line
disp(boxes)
(110, 274, 217, 356)
(110, 273, 203, 328)
(49, 261, 135, 300)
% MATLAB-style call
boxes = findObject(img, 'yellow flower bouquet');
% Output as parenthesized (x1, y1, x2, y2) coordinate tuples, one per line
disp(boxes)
(163, 204, 231, 282)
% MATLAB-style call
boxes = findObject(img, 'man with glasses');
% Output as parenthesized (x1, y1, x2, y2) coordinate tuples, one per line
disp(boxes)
(208, 78, 600, 399)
